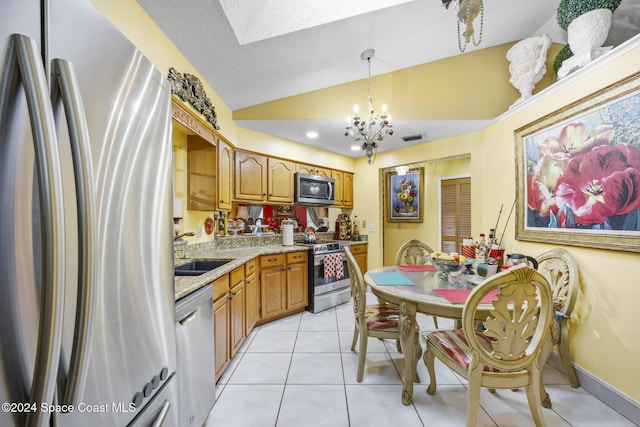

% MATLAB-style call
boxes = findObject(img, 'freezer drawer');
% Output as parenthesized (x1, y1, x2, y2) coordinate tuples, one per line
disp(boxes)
(175, 286, 215, 426)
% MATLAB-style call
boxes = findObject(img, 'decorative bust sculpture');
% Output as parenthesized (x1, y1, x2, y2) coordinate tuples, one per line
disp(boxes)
(506, 34, 552, 108)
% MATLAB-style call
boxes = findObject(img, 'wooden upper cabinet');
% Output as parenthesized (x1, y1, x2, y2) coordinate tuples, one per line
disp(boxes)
(234, 151, 267, 201)
(330, 170, 353, 207)
(234, 150, 295, 203)
(217, 138, 233, 211)
(268, 158, 294, 203)
(343, 172, 354, 208)
(187, 136, 216, 211)
(296, 164, 330, 178)
(332, 170, 344, 207)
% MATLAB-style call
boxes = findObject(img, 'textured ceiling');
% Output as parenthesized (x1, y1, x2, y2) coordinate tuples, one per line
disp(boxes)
(137, 0, 640, 159)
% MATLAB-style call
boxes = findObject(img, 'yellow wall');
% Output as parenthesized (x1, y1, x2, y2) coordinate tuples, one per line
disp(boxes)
(381, 157, 471, 265)
(357, 45, 640, 401)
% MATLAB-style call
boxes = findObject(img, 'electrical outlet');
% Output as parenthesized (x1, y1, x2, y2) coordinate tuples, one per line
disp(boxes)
(196, 225, 203, 238)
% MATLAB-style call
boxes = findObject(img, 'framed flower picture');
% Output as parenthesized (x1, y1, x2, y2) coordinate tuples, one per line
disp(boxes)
(515, 71, 640, 252)
(386, 167, 424, 222)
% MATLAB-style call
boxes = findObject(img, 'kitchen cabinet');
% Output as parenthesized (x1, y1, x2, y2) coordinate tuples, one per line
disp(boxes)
(187, 136, 216, 211)
(234, 150, 294, 203)
(332, 170, 343, 207)
(259, 251, 308, 323)
(217, 138, 233, 211)
(331, 170, 354, 207)
(343, 172, 354, 208)
(212, 274, 230, 380)
(244, 258, 259, 334)
(296, 163, 331, 178)
(267, 158, 294, 203)
(350, 243, 368, 275)
(259, 254, 287, 321)
(234, 150, 267, 201)
(286, 251, 308, 311)
(229, 266, 246, 356)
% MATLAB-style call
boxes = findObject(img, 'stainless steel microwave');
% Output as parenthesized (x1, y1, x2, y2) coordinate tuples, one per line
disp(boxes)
(294, 173, 335, 205)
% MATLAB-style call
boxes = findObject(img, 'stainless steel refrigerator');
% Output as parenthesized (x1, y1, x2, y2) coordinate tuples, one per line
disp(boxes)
(0, 0, 177, 426)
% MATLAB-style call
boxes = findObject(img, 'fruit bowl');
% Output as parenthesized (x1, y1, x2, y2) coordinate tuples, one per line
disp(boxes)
(428, 258, 464, 281)
(429, 258, 463, 272)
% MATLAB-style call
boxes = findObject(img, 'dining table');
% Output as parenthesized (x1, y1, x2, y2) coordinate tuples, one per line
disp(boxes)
(364, 264, 557, 408)
(363, 265, 498, 406)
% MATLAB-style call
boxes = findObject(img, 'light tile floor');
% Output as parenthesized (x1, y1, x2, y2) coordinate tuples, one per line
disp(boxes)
(204, 292, 635, 427)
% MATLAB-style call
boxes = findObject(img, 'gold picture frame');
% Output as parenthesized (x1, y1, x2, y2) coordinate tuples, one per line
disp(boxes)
(515, 72, 640, 253)
(385, 167, 424, 223)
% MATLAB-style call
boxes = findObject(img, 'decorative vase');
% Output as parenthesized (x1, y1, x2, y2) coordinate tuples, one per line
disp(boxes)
(558, 8, 613, 79)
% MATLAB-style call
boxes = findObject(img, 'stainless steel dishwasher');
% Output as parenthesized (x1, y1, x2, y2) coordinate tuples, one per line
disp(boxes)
(175, 285, 215, 426)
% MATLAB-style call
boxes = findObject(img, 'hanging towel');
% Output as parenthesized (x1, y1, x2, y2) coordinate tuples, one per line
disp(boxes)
(323, 253, 344, 280)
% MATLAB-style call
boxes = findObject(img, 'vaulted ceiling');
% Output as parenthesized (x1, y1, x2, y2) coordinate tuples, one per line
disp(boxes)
(138, 0, 640, 158)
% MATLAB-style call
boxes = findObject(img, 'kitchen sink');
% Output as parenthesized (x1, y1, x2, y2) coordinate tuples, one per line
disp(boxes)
(174, 259, 233, 276)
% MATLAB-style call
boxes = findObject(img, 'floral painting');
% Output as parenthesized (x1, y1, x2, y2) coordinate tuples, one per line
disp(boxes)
(515, 72, 640, 252)
(386, 168, 424, 222)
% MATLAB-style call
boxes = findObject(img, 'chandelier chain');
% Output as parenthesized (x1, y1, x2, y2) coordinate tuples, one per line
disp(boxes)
(456, 0, 484, 53)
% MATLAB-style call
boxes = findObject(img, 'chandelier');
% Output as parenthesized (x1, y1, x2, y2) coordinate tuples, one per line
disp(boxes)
(344, 48, 393, 165)
(442, 0, 484, 53)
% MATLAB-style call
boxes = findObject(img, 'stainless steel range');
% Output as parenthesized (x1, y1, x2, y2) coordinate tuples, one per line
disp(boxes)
(305, 240, 352, 313)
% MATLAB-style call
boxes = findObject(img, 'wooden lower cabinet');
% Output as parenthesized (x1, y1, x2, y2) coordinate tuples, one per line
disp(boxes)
(259, 251, 309, 323)
(286, 251, 308, 311)
(229, 266, 246, 356)
(244, 258, 259, 334)
(213, 275, 230, 380)
(350, 243, 368, 274)
(260, 254, 287, 321)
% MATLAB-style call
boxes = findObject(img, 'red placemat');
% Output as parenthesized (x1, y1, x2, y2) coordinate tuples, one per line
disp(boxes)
(434, 288, 498, 304)
(397, 264, 437, 272)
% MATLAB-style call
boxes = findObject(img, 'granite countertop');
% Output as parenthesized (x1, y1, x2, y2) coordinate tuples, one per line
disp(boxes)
(174, 244, 309, 300)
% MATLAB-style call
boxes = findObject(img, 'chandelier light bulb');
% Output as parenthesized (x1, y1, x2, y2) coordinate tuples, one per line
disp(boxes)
(353, 104, 359, 115)
(382, 104, 387, 114)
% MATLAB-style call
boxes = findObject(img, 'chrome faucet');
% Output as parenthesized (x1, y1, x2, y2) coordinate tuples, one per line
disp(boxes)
(174, 231, 195, 241)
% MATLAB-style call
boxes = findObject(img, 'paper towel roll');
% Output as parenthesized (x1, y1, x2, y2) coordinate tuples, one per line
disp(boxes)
(282, 224, 294, 246)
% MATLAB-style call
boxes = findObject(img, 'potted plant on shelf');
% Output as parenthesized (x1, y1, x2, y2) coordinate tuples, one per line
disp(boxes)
(554, 0, 622, 78)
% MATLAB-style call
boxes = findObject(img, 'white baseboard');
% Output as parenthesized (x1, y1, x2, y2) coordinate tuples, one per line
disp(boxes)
(547, 353, 640, 425)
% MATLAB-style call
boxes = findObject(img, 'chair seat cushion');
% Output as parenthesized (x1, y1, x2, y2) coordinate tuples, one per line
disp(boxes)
(427, 329, 500, 372)
(364, 304, 418, 332)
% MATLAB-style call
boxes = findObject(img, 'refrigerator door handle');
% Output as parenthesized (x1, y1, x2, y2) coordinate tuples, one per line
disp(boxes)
(1, 34, 66, 427)
(151, 401, 171, 427)
(51, 58, 97, 406)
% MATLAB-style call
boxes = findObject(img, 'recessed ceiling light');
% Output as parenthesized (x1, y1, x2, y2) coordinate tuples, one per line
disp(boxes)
(350, 145, 361, 151)
(306, 131, 318, 138)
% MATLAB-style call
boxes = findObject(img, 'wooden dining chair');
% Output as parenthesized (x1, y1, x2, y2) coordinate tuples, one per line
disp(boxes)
(536, 248, 580, 389)
(345, 247, 418, 382)
(395, 239, 440, 328)
(422, 265, 554, 427)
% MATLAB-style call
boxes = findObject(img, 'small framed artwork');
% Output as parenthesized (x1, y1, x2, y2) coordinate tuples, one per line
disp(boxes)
(515, 71, 640, 252)
(386, 167, 424, 222)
